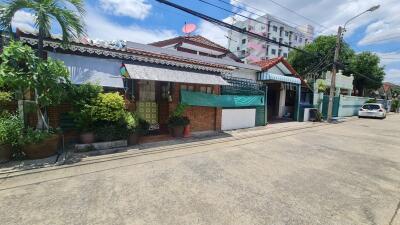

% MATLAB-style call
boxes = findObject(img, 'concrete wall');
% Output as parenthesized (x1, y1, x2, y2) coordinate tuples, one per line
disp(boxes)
(338, 95, 369, 117)
(221, 109, 256, 130)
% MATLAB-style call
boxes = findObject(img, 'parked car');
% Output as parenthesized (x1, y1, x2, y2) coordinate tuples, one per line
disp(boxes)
(358, 103, 386, 119)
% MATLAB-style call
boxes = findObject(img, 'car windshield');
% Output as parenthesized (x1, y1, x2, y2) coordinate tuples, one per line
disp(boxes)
(362, 104, 380, 110)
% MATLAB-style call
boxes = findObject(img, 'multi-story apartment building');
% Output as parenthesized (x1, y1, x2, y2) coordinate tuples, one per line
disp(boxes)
(227, 14, 314, 64)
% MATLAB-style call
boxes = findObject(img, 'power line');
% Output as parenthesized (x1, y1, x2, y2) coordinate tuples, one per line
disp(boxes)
(212, 0, 303, 28)
(197, 0, 272, 28)
(228, 0, 327, 29)
(156, 0, 316, 56)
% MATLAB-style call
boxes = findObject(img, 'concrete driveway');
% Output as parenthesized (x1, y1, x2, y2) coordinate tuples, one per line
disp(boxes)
(1, 115, 399, 225)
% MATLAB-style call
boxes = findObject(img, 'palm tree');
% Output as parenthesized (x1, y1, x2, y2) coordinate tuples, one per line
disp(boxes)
(0, 0, 86, 58)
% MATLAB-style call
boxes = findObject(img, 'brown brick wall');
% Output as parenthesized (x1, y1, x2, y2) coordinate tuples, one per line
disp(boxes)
(170, 83, 221, 132)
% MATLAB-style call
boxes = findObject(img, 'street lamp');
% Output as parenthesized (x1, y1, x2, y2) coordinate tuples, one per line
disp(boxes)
(327, 5, 380, 122)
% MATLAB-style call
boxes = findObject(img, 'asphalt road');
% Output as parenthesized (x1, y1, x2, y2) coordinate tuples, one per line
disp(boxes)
(1, 115, 399, 225)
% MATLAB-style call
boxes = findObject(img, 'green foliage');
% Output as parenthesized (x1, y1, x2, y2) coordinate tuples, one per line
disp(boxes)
(0, 113, 24, 146)
(288, 35, 355, 77)
(316, 80, 327, 93)
(168, 104, 190, 127)
(73, 92, 126, 132)
(0, 41, 71, 107)
(392, 99, 399, 113)
(68, 83, 103, 110)
(366, 98, 377, 103)
(168, 116, 190, 128)
(0, 91, 12, 104)
(171, 103, 188, 117)
(90, 93, 126, 122)
(20, 127, 53, 146)
(0, 0, 86, 57)
(35, 58, 71, 107)
(124, 112, 138, 133)
(349, 52, 385, 95)
(0, 41, 38, 92)
(95, 123, 127, 142)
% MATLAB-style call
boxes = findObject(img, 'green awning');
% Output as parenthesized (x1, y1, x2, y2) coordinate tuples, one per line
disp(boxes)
(181, 90, 264, 108)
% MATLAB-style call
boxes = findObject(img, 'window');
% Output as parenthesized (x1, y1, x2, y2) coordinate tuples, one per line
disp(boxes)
(278, 49, 282, 57)
(271, 49, 276, 55)
(242, 39, 246, 44)
(285, 31, 289, 36)
(294, 35, 298, 41)
(283, 53, 288, 58)
(206, 87, 213, 94)
(273, 26, 278, 32)
(273, 37, 277, 42)
(299, 37, 303, 42)
(200, 86, 213, 94)
(200, 86, 207, 93)
(236, 47, 240, 51)
(188, 85, 194, 91)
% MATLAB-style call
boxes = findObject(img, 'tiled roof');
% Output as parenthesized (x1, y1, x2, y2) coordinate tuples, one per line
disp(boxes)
(15, 28, 231, 72)
(150, 35, 228, 51)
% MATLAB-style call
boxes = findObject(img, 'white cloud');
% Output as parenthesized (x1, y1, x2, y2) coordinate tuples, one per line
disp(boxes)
(99, 0, 152, 20)
(11, 10, 36, 32)
(86, 7, 177, 43)
(384, 69, 400, 84)
(375, 52, 400, 65)
(196, 21, 228, 47)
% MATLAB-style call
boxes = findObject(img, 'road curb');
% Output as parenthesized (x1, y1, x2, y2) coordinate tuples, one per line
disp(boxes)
(0, 122, 331, 179)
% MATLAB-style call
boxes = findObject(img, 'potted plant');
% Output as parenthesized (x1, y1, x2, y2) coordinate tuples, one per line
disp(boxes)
(68, 84, 103, 144)
(74, 108, 96, 144)
(0, 113, 24, 162)
(125, 113, 150, 146)
(168, 104, 190, 138)
(21, 128, 59, 159)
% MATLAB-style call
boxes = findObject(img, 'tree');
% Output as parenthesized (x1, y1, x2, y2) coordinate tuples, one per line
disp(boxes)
(0, 41, 71, 129)
(288, 35, 355, 79)
(0, 0, 85, 59)
(349, 52, 385, 96)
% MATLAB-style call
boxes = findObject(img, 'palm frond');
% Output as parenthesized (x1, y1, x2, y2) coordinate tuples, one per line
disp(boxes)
(0, 0, 33, 29)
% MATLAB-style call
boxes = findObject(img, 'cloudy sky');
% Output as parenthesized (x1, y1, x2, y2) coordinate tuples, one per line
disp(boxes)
(11, 0, 400, 84)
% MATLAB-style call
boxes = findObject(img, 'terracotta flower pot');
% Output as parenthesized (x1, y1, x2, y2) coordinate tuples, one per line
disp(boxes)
(0, 144, 12, 162)
(80, 132, 95, 144)
(127, 133, 139, 146)
(171, 126, 184, 138)
(22, 134, 59, 159)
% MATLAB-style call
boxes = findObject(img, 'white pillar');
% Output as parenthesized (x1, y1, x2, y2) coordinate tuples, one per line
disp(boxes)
(278, 83, 286, 118)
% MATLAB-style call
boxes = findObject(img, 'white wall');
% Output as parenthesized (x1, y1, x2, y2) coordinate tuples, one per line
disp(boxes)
(221, 109, 256, 130)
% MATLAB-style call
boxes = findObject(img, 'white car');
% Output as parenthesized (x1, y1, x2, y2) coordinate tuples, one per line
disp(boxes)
(358, 103, 386, 119)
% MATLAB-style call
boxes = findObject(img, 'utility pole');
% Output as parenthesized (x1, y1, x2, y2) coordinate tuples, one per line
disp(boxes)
(327, 26, 342, 122)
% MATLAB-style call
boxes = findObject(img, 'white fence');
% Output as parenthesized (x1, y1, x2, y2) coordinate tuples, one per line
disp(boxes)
(221, 109, 256, 131)
(338, 95, 370, 117)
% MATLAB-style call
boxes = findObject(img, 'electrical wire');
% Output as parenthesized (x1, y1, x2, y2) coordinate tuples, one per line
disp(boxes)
(227, 0, 327, 29)
(212, 0, 303, 28)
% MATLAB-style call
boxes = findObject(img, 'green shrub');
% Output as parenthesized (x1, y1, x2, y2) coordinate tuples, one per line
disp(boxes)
(0, 113, 24, 147)
(90, 92, 126, 122)
(20, 128, 54, 146)
(0, 91, 11, 104)
(366, 98, 377, 103)
(168, 116, 190, 127)
(68, 83, 103, 110)
(95, 123, 127, 142)
(392, 99, 399, 112)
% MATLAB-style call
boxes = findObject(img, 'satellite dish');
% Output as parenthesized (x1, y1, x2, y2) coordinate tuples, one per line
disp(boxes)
(182, 23, 196, 35)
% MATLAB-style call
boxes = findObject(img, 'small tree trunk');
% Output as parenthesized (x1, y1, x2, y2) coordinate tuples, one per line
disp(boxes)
(37, 26, 45, 59)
